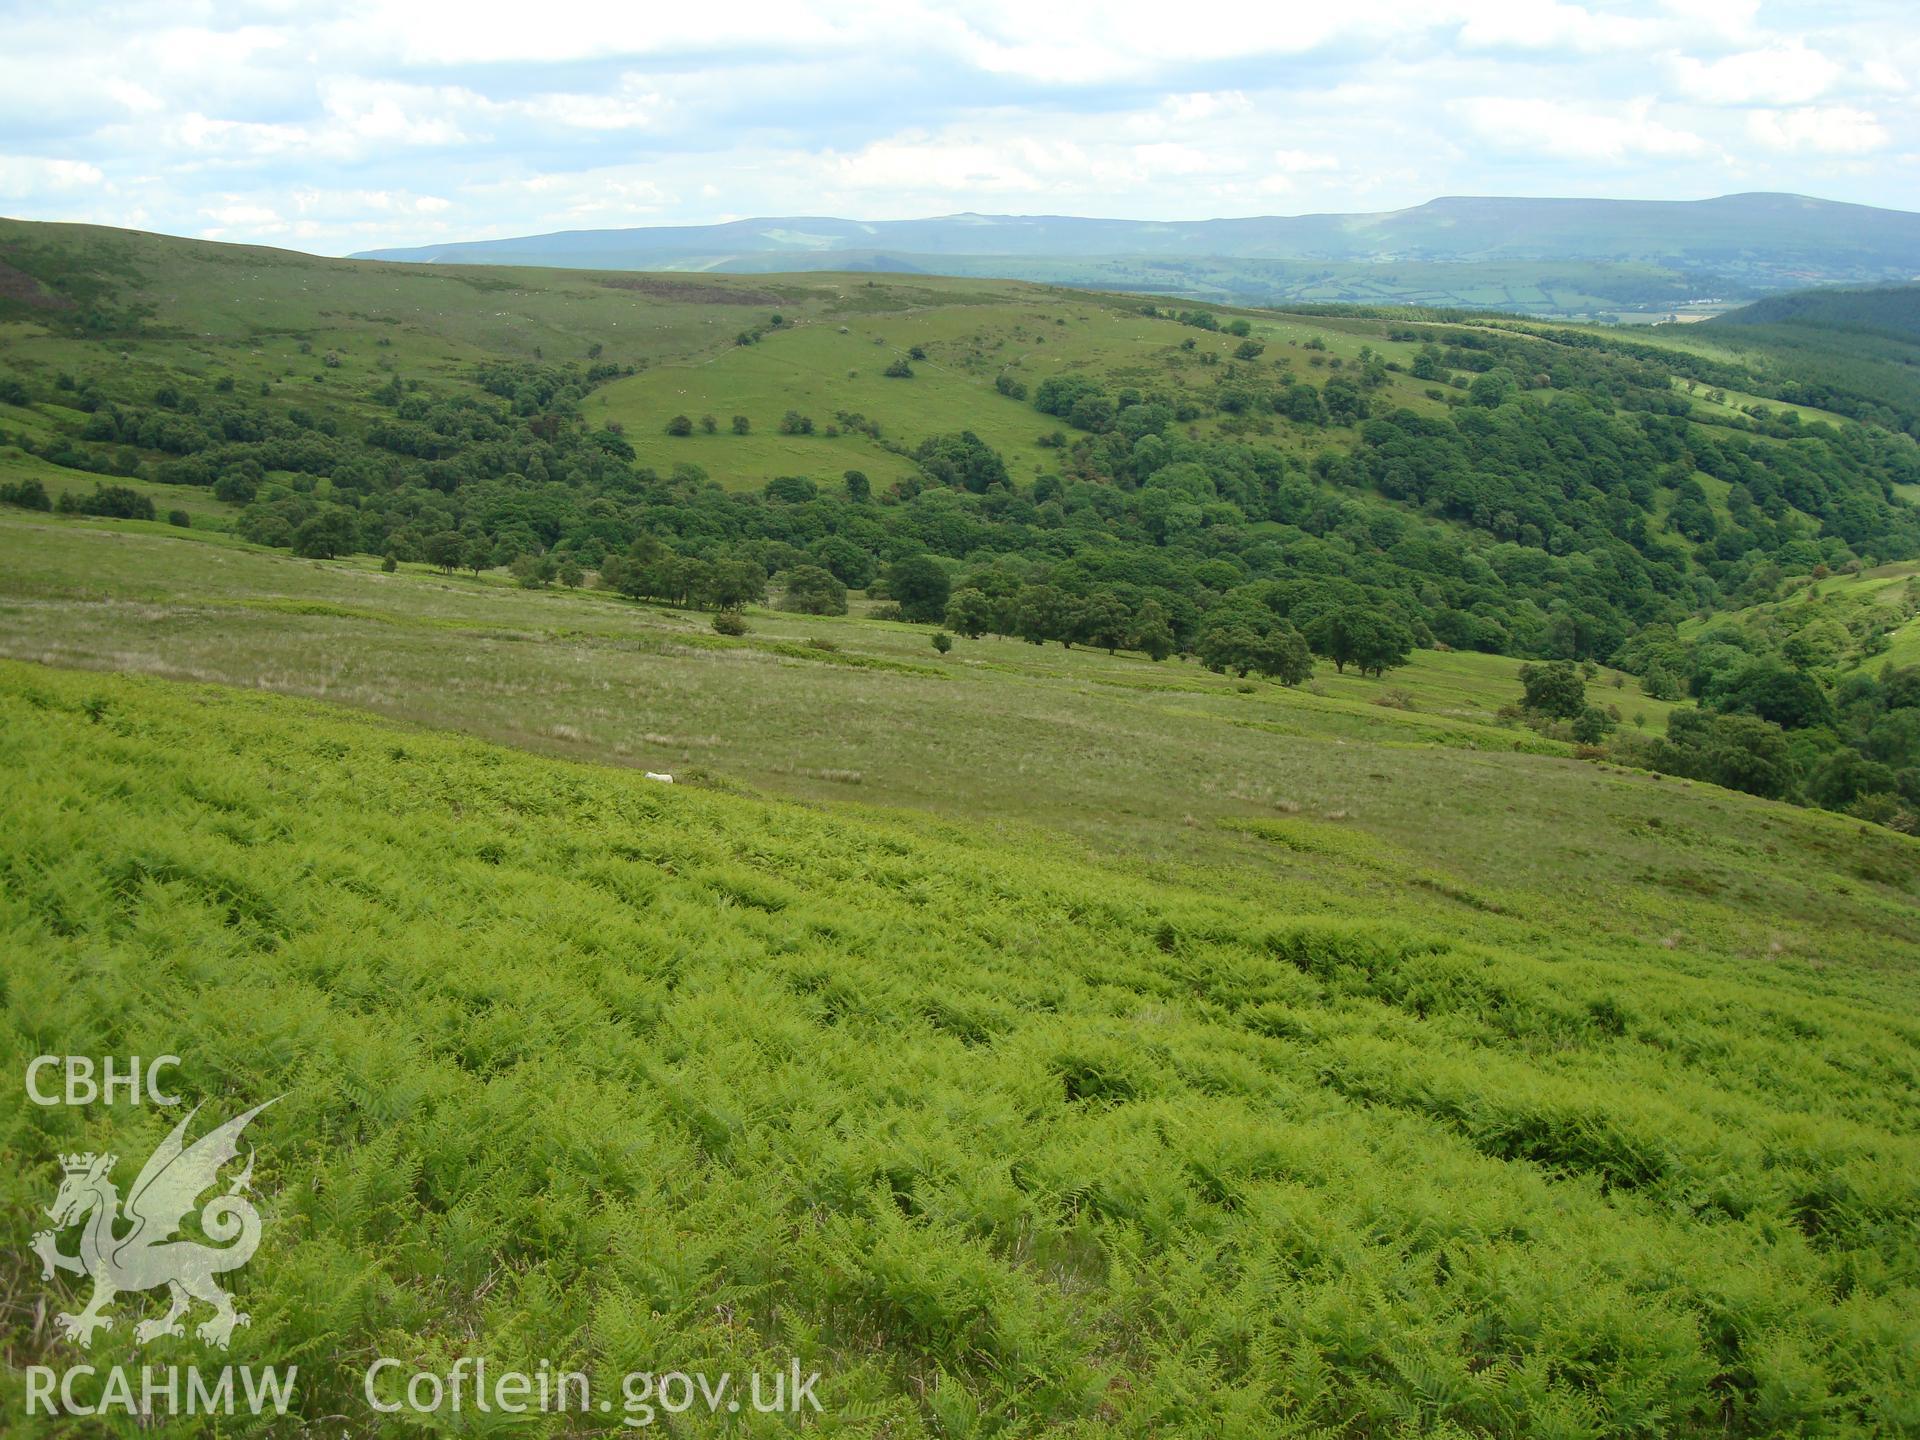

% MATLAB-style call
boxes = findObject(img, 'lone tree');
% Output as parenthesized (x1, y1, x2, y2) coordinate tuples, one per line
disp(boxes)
(292, 508, 355, 560)
(1518, 660, 1587, 719)
(665, 414, 693, 436)
(731, 414, 751, 434)
(885, 553, 950, 624)
(1073, 588, 1132, 654)
(424, 530, 466, 574)
(813, 535, 875, 588)
(944, 587, 994, 639)
(1197, 621, 1264, 677)
(1015, 583, 1071, 646)
(1252, 624, 1315, 686)
(765, 474, 818, 504)
(1129, 599, 1175, 661)
(782, 564, 848, 616)
(1197, 614, 1314, 683)
(1306, 607, 1413, 677)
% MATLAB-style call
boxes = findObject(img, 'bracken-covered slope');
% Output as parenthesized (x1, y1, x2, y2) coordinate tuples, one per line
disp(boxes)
(2, 662, 1917, 1437)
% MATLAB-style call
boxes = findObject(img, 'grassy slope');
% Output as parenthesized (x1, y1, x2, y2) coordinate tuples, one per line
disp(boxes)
(3, 660, 1917, 1438)
(6, 230, 1412, 498)
(4, 511, 1915, 998)
(6, 217, 1839, 505)
(1532, 297, 1920, 437)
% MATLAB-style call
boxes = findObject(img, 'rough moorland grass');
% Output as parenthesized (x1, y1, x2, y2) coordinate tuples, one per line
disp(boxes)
(1, 662, 1916, 1438)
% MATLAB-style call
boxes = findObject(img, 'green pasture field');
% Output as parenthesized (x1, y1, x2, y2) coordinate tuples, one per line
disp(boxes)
(583, 294, 1447, 492)
(1820, 563, 1920, 673)
(0, 443, 243, 531)
(1668, 378, 1855, 428)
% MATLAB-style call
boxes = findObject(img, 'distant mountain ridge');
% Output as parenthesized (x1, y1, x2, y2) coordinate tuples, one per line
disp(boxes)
(352, 193, 1914, 262)
(350, 192, 1918, 289)
(347, 193, 1920, 318)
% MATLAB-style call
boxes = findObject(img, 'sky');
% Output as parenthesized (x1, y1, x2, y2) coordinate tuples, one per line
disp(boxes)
(0, 0, 1915, 256)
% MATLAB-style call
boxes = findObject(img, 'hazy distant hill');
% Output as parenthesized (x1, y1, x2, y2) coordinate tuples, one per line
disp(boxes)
(351, 193, 1920, 315)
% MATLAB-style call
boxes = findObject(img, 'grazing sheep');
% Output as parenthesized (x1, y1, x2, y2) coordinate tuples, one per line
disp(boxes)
(644, 771, 674, 784)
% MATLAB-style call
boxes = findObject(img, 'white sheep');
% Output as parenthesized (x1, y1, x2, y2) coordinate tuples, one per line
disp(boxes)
(644, 771, 674, 784)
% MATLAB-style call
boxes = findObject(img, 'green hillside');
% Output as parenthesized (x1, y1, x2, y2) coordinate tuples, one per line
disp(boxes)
(5, 218, 1917, 658)
(3, 216, 1920, 1436)
(4, 660, 1917, 1437)
(1696, 286, 1920, 437)
(1714, 285, 1920, 344)
(1487, 286, 1920, 442)
(4, 220, 1920, 836)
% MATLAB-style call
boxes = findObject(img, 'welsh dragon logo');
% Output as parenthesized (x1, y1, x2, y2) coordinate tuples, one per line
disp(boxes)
(31, 1100, 276, 1350)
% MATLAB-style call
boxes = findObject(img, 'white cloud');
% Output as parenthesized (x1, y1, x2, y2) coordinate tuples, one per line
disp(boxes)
(1457, 97, 1708, 162)
(515, 84, 666, 133)
(0, 0, 1912, 253)
(1130, 143, 1238, 177)
(104, 79, 165, 115)
(1273, 149, 1341, 172)
(291, 188, 453, 216)
(0, 155, 105, 193)
(1161, 92, 1254, 124)
(1455, 1, 1658, 54)
(315, 79, 476, 150)
(1747, 105, 1889, 154)
(169, 113, 313, 159)
(1667, 45, 1842, 105)
(202, 201, 283, 229)
(1656, 0, 1760, 46)
(325, 0, 860, 67)
(138, 80, 476, 164)
(826, 136, 1066, 194)
(1859, 61, 1907, 94)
